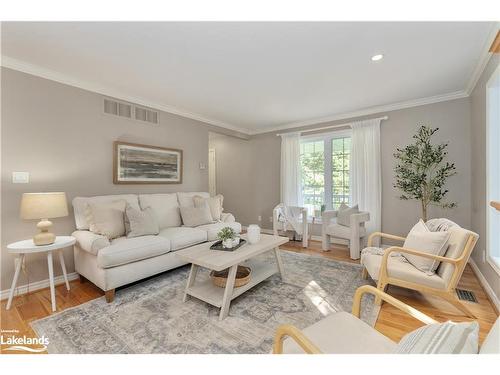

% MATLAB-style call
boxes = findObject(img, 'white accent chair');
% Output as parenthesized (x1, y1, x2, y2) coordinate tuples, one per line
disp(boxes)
(321, 209, 370, 259)
(361, 226, 479, 318)
(273, 285, 500, 354)
(273, 203, 308, 248)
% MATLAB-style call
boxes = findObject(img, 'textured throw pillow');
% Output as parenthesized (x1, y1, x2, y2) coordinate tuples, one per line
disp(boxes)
(124, 205, 160, 238)
(336, 204, 359, 227)
(180, 201, 214, 227)
(396, 321, 479, 354)
(193, 194, 224, 221)
(85, 200, 127, 239)
(402, 219, 450, 275)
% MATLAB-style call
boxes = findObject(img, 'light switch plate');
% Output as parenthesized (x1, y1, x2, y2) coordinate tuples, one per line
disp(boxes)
(12, 171, 29, 183)
(199, 162, 207, 170)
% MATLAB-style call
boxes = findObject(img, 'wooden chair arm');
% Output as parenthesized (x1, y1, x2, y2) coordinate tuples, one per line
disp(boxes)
(272, 324, 322, 354)
(367, 232, 406, 247)
(352, 285, 437, 325)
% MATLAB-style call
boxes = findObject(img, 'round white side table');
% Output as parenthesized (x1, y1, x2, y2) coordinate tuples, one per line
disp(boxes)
(6, 236, 76, 312)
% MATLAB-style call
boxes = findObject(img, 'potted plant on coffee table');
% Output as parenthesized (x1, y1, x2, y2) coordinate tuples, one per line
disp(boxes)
(217, 227, 239, 248)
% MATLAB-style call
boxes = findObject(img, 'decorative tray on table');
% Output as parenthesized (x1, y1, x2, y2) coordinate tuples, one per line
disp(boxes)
(210, 239, 247, 252)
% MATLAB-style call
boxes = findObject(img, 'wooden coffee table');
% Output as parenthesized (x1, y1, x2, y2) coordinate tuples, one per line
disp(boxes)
(175, 233, 289, 320)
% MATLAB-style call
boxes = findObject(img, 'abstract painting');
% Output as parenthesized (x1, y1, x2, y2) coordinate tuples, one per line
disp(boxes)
(113, 141, 183, 184)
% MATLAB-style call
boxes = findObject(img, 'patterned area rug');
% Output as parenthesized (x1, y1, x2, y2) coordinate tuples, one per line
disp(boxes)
(31, 251, 379, 353)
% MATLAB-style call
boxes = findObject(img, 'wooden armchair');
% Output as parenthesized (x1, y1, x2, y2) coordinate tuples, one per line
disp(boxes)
(273, 285, 436, 354)
(361, 227, 479, 318)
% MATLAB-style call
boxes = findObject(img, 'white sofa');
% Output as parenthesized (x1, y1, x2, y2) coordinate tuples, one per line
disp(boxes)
(71, 192, 241, 302)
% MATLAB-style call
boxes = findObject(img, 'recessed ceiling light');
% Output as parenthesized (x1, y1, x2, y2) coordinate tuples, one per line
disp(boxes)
(371, 54, 384, 61)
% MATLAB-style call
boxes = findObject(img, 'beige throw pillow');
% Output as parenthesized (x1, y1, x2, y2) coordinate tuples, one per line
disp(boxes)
(180, 201, 214, 227)
(193, 194, 224, 221)
(125, 205, 160, 238)
(85, 200, 127, 239)
(337, 203, 359, 227)
(402, 219, 450, 275)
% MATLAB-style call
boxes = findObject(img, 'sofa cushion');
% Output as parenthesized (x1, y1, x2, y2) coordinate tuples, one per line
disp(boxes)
(138, 193, 181, 229)
(362, 252, 447, 290)
(325, 223, 366, 240)
(125, 205, 160, 238)
(85, 200, 127, 239)
(158, 227, 207, 250)
(73, 194, 139, 230)
(196, 221, 242, 241)
(396, 321, 479, 354)
(180, 202, 214, 227)
(282, 311, 396, 354)
(177, 192, 209, 208)
(97, 236, 171, 268)
(193, 194, 224, 221)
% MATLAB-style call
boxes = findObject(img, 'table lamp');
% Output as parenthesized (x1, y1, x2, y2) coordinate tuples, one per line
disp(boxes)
(20, 192, 69, 245)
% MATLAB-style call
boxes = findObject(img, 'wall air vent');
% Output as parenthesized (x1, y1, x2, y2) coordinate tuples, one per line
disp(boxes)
(104, 98, 132, 119)
(135, 105, 159, 124)
(103, 97, 159, 124)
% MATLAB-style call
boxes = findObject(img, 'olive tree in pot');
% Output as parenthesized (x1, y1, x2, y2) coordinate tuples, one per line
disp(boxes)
(393, 126, 457, 222)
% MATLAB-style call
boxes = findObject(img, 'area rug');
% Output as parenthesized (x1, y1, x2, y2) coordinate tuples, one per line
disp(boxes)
(31, 251, 379, 353)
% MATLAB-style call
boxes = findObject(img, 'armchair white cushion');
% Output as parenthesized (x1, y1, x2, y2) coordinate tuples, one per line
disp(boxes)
(322, 209, 369, 259)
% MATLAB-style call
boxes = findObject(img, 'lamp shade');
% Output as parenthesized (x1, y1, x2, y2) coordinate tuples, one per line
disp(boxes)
(20, 192, 69, 220)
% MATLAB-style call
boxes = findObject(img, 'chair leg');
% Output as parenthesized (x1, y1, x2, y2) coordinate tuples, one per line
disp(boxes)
(362, 267, 368, 280)
(442, 291, 476, 318)
(375, 281, 386, 305)
(322, 234, 330, 251)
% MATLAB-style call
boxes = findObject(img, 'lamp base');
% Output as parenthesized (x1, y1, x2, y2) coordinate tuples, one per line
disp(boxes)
(34, 219, 56, 246)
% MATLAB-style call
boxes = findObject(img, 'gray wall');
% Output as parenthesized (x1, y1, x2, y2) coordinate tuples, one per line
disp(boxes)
(0, 67, 245, 291)
(470, 55, 500, 300)
(212, 98, 472, 238)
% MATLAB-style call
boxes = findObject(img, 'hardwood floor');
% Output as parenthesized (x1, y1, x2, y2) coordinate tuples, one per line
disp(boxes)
(1, 240, 497, 353)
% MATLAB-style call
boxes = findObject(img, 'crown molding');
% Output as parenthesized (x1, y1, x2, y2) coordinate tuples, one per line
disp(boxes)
(249, 90, 469, 135)
(465, 23, 499, 95)
(0, 55, 252, 135)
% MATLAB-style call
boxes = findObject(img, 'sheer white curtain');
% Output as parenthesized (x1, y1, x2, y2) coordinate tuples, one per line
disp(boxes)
(280, 132, 303, 206)
(350, 118, 382, 234)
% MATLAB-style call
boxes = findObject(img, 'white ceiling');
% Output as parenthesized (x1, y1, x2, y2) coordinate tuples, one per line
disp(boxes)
(1, 22, 496, 134)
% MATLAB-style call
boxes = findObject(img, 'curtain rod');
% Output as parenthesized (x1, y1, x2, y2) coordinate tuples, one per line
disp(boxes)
(276, 116, 389, 136)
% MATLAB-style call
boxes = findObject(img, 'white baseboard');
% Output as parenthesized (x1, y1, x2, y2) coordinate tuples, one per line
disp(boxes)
(468, 258, 500, 313)
(0, 272, 79, 301)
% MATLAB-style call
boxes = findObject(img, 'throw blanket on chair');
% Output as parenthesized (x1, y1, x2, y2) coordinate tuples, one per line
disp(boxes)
(277, 205, 305, 235)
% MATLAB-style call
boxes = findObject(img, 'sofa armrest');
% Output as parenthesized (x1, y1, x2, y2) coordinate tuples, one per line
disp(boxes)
(72, 230, 110, 255)
(220, 212, 235, 223)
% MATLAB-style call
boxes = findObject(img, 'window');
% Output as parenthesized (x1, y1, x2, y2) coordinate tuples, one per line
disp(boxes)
(487, 64, 500, 273)
(300, 131, 351, 215)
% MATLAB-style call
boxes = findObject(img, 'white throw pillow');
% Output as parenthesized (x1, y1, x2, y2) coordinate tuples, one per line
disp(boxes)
(336, 204, 359, 227)
(124, 205, 160, 238)
(402, 219, 450, 275)
(193, 194, 224, 221)
(180, 202, 214, 227)
(396, 321, 479, 354)
(85, 200, 127, 239)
